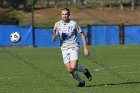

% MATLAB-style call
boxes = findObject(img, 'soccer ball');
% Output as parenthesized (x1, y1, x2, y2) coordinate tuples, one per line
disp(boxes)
(10, 32, 21, 43)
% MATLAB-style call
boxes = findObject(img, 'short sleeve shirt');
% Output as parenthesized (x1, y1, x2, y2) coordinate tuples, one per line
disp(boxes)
(54, 20, 82, 49)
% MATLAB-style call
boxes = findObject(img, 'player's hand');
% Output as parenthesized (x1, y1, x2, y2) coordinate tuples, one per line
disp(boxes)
(52, 35, 56, 42)
(84, 48, 89, 57)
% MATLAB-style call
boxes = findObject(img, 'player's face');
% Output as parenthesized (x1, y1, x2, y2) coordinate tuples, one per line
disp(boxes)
(61, 10, 69, 22)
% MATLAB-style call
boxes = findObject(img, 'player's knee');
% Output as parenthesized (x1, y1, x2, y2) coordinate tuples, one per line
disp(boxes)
(67, 68, 72, 73)
(71, 66, 76, 71)
(70, 67, 76, 73)
(67, 68, 74, 74)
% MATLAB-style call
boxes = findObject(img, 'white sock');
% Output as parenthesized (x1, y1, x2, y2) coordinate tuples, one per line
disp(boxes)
(76, 64, 86, 73)
(71, 70, 84, 83)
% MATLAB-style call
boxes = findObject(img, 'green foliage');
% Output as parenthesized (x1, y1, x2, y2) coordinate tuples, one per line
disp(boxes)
(7, 9, 25, 24)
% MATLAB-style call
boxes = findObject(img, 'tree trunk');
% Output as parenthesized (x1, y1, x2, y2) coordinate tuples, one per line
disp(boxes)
(81, 0, 84, 5)
(54, 0, 58, 8)
(42, 0, 50, 8)
(100, 0, 103, 10)
(70, 0, 73, 5)
(131, 0, 135, 10)
(109, 0, 113, 10)
(0, 0, 2, 6)
(120, 1, 124, 10)
(66, 0, 69, 7)
(47, 0, 50, 7)
(76, 0, 82, 9)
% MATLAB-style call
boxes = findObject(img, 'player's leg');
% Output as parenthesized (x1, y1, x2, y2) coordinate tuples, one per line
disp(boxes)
(68, 47, 85, 87)
(76, 64, 86, 73)
(76, 64, 92, 81)
(65, 62, 83, 82)
(70, 47, 92, 81)
(62, 49, 85, 87)
(68, 60, 85, 87)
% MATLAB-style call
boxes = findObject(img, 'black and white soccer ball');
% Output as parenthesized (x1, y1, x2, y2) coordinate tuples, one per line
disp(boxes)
(10, 32, 21, 43)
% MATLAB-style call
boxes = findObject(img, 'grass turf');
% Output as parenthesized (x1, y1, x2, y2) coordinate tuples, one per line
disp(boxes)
(0, 45, 140, 93)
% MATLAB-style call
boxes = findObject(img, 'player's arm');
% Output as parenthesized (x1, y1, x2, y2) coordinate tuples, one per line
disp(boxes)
(76, 23, 89, 56)
(52, 25, 57, 42)
(80, 32, 89, 57)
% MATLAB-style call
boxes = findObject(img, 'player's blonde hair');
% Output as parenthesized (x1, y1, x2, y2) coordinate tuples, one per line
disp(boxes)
(62, 8, 70, 16)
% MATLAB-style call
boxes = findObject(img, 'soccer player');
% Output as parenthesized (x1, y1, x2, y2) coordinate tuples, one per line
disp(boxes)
(52, 8, 92, 87)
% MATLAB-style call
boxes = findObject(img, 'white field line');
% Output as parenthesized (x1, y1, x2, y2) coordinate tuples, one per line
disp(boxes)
(0, 77, 30, 80)
(95, 64, 140, 71)
(0, 74, 65, 80)
(96, 71, 140, 75)
(0, 76, 42, 80)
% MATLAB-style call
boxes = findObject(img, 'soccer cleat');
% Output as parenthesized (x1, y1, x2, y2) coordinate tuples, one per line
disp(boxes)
(77, 81, 85, 87)
(84, 69, 92, 81)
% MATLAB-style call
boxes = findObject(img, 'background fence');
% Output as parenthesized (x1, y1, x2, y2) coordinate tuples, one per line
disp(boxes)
(125, 25, 140, 44)
(0, 25, 33, 46)
(0, 25, 140, 47)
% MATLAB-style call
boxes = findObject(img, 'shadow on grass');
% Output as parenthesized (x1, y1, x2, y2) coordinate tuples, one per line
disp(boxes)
(86, 81, 140, 87)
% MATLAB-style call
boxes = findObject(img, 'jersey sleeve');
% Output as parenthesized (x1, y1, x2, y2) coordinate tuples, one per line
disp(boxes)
(53, 22, 59, 36)
(75, 23, 83, 33)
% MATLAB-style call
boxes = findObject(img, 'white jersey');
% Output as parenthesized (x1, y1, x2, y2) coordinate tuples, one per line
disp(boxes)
(54, 20, 82, 50)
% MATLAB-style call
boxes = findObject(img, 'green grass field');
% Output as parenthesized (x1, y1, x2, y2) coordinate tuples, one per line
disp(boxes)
(0, 45, 140, 93)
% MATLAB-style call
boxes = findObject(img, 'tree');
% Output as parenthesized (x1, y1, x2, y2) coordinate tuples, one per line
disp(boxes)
(100, 0, 104, 10)
(131, 0, 135, 10)
(7, 9, 25, 25)
(0, 0, 2, 5)
(54, 0, 58, 8)
(75, 0, 82, 8)
(38, 0, 49, 8)
(109, 0, 113, 10)
(120, 1, 124, 10)
(0, 0, 37, 12)
(66, 0, 69, 7)
(70, 0, 73, 5)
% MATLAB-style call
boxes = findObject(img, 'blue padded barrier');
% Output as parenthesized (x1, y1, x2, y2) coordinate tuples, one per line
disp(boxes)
(91, 25, 120, 46)
(124, 26, 140, 44)
(0, 25, 33, 46)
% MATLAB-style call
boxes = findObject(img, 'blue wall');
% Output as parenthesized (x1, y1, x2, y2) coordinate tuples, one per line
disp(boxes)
(91, 25, 120, 46)
(35, 28, 60, 47)
(125, 26, 140, 44)
(0, 25, 33, 46)
(0, 25, 140, 47)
